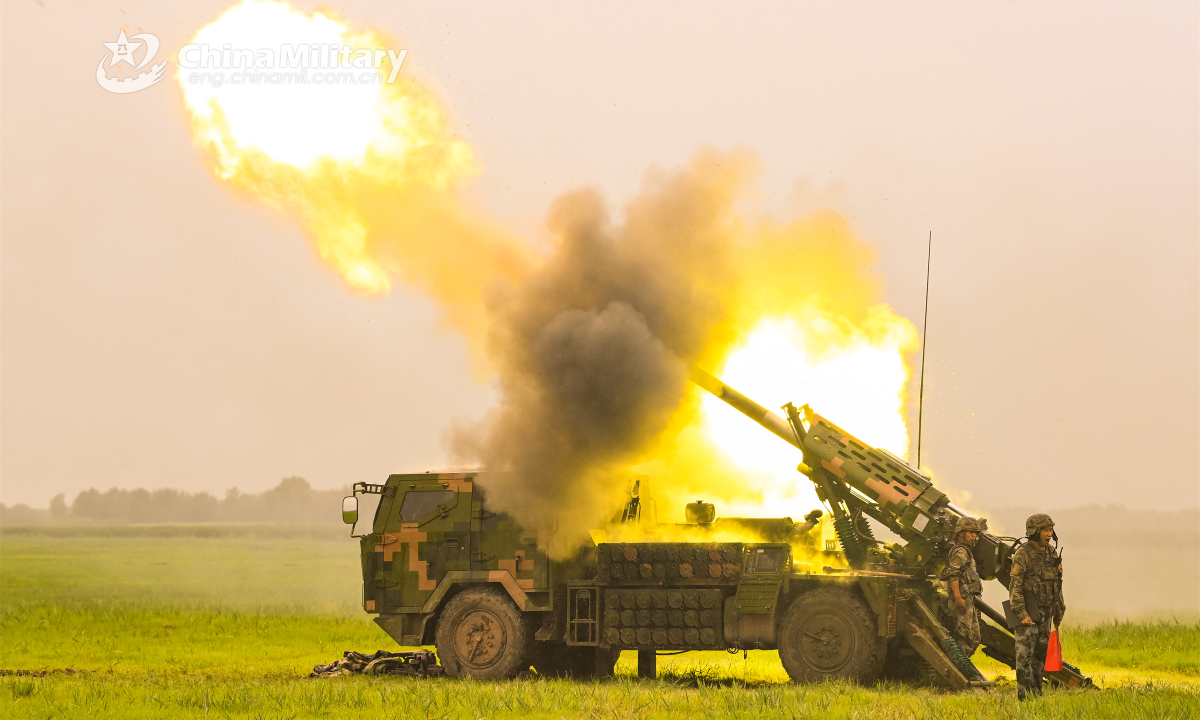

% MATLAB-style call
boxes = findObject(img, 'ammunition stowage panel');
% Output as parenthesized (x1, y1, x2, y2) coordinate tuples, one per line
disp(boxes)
(602, 588, 724, 649)
(595, 543, 744, 584)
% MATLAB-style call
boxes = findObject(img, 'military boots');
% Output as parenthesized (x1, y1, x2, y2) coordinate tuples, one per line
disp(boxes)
(1016, 676, 1043, 701)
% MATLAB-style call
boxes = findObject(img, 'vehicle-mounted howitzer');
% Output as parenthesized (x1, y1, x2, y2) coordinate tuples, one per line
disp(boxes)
(335, 367, 1093, 689)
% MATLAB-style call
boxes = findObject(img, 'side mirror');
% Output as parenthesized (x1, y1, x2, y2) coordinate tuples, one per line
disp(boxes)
(342, 496, 359, 525)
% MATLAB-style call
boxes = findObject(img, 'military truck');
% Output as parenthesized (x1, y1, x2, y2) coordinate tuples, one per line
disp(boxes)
(340, 368, 1094, 688)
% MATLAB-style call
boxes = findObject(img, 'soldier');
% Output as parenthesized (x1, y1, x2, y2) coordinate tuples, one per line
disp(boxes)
(940, 517, 983, 659)
(1009, 513, 1065, 701)
(795, 508, 824, 535)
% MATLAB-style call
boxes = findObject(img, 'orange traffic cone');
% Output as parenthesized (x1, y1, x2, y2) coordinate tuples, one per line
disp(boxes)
(1045, 629, 1063, 671)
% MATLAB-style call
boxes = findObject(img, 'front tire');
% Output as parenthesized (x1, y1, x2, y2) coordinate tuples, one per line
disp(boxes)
(777, 587, 885, 683)
(435, 586, 531, 679)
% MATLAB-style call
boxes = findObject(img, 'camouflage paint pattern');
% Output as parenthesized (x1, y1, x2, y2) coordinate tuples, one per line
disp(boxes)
(360, 473, 551, 618)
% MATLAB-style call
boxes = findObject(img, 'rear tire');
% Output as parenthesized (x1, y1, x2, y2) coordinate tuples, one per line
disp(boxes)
(777, 587, 885, 683)
(435, 586, 531, 679)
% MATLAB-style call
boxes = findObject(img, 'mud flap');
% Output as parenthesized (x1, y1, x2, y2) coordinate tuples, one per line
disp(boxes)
(374, 613, 434, 647)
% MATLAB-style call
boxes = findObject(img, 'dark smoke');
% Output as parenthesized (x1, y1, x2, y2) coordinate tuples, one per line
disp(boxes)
(453, 152, 748, 538)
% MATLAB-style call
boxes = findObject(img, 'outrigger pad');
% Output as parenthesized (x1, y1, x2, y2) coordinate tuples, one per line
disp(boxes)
(309, 650, 443, 678)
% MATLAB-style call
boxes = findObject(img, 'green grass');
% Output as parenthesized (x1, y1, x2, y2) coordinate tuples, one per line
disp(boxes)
(1066, 620, 1200, 677)
(2, 527, 1198, 719)
(6, 674, 1200, 720)
(0, 529, 362, 613)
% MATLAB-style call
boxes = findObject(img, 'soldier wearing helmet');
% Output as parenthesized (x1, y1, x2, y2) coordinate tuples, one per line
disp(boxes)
(1009, 513, 1065, 700)
(939, 516, 983, 658)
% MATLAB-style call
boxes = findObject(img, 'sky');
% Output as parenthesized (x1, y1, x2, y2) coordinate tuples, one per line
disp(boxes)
(2, 1, 1197, 514)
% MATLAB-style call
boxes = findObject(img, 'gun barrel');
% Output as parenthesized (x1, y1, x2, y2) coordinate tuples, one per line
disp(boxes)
(690, 366, 800, 450)
(691, 365, 949, 531)
(945, 502, 971, 519)
(975, 598, 1009, 629)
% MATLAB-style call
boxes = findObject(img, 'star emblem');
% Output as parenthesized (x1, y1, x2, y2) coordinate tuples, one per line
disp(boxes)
(102, 30, 141, 68)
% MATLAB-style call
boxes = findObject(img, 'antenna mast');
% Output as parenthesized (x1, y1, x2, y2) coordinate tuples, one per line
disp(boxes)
(916, 232, 932, 468)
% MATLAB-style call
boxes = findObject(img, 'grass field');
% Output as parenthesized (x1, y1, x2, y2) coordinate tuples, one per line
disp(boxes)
(1, 526, 1197, 719)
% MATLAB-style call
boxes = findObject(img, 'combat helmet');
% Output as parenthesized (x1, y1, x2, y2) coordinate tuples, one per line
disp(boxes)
(954, 517, 981, 533)
(1025, 513, 1055, 536)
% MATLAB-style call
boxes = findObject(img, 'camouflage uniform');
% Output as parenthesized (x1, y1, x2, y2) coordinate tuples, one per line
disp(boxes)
(940, 518, 983, 658)
(1009, 514, 1064, 699)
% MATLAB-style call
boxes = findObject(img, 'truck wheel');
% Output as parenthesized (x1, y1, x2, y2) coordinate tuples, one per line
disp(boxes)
(435, 586, 531, 679)
(531, 646, 619, 679)
(778, 587, 885, 683)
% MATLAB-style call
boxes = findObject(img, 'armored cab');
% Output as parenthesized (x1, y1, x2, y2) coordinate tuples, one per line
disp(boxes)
(349, 474, 548, 632)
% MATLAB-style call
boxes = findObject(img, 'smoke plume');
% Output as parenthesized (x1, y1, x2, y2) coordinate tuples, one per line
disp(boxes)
(453, 152, 749, 532)
(180, 3, 912, 552)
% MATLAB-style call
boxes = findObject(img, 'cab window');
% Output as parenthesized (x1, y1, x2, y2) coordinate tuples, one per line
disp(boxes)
(399, 490, 455, 522)
(750, 547, 786, 574)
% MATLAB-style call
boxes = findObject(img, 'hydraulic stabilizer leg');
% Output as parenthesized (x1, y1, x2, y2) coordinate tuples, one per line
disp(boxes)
(637, 647, 656, 679)
(905, 593, 991, 690)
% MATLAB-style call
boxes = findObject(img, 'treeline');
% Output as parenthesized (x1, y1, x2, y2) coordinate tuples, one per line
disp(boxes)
(0, 477, 349, 525)
(983, 504, 1199, 541)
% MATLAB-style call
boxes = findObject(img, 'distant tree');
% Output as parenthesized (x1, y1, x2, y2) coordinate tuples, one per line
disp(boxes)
(60, 478, 348, 525)
(49, 493, 67, 518)
(71, 488, 107, 520)
(0, 503, 48, 522)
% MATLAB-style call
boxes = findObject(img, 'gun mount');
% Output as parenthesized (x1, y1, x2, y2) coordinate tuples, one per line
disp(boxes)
(690, 365, 1095, 689)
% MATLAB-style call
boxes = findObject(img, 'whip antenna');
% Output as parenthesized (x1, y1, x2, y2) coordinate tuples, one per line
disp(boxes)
(916, 232, 932, 468)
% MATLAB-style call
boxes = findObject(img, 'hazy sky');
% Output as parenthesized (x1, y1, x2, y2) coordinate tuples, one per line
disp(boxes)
(2, 1, 1196, 513)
